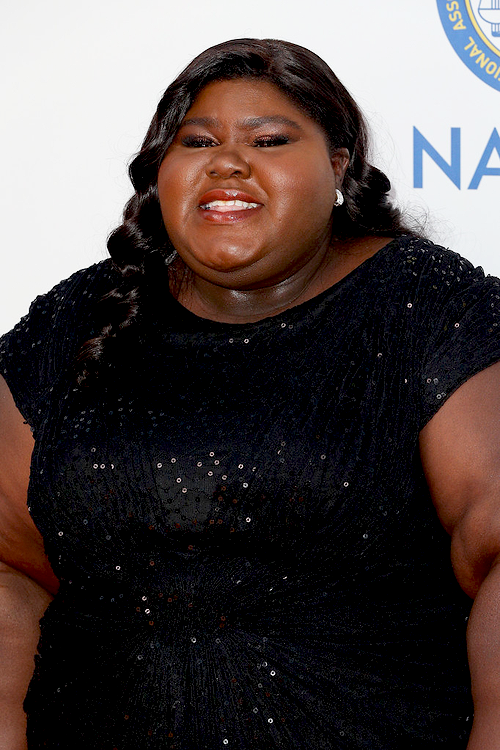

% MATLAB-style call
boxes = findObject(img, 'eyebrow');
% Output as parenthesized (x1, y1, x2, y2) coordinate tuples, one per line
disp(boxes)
(179, 115, 304, 131)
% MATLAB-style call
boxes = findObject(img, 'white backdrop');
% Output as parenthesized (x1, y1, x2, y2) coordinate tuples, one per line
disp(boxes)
(1, 0, 498, 334)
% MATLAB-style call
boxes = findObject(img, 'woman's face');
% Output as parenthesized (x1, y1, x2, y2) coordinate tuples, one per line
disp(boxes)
(157, 78, 349, 291)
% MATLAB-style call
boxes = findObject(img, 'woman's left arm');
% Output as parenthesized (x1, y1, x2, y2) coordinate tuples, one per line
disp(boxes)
(420, 359, 500, 749)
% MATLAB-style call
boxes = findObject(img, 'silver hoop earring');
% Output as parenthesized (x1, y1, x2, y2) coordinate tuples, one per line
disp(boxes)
(334, 189, 344, 207)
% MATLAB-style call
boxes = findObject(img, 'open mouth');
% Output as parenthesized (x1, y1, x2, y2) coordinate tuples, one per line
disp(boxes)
(200, 199, 260, 212)
(197, 190, 263, 223)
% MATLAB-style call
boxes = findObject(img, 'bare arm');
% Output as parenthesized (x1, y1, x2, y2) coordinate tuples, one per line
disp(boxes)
(0, 564, 52, 750)
(420, 360, 500, 749)
(0, 375, 58, 748)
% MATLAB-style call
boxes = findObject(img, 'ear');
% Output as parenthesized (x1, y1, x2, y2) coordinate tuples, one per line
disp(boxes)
(331, 148, 350, 185)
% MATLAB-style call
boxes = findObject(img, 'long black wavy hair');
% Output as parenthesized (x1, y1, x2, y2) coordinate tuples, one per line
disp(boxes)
(77, 38, 413, 383)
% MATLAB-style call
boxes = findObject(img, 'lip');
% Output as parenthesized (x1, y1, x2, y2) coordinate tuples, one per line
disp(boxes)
(197, 188, 263, 224)
(198, 189, 262, 206)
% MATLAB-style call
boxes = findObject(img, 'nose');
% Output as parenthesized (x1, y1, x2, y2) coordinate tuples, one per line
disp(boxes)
(205, 145, 251, 179)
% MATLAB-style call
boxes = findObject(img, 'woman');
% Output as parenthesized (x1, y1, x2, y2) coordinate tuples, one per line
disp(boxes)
(1, 38, 500, 749)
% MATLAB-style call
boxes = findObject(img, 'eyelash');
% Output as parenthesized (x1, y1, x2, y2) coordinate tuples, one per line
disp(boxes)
(181, 136, 216, 148)
(254, 135, 290, 147)
(181, 134, 290, 148)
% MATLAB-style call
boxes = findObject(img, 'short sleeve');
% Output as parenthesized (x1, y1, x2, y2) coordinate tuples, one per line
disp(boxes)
(419, 248, 500, 427)
(0, 260, 115, 429)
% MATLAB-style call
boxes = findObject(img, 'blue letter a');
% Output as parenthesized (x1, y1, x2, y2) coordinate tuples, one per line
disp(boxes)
(469, 129, 500, 190)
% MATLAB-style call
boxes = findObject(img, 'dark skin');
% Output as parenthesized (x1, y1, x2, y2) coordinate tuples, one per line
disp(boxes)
(0, 377, 56, 749)
(157, 79, 386, 323)
(420, 363, 500, 749)
(1, 79, 500, 747)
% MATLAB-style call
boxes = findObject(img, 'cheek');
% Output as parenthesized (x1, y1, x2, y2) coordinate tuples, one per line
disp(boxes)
(157, 170, 186, 241)
(157, 158, 199, 217)
(272, 157, 336, 226)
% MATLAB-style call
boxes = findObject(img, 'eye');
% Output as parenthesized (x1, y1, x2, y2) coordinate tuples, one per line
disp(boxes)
(253, 134, 290, 147)
(181, 135, 217, 148)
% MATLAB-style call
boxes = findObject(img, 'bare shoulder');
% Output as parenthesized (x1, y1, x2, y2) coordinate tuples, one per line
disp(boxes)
(0, 375, 58, 594)
(420, 360, 500, 598)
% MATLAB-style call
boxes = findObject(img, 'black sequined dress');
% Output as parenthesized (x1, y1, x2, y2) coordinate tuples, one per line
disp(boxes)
(2, 236, 500, 749)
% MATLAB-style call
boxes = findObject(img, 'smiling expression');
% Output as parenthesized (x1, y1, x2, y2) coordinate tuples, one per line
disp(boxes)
(157, 78, 349, 291)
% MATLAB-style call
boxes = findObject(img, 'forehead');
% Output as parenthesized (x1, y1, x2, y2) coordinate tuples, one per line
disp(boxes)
(183, 78, 321, 131)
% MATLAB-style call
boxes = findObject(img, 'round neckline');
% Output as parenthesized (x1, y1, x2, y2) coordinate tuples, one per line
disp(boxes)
(160, 236, 406, 333)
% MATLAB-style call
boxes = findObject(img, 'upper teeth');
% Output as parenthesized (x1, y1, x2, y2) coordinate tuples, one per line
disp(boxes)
(201, 199, 259, 209)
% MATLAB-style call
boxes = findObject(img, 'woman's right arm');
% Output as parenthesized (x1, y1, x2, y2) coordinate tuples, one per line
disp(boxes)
(0, 375, 58, 749)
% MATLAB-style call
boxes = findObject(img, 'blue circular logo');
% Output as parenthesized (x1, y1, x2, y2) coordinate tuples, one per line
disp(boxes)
(437, 0, 500, 91)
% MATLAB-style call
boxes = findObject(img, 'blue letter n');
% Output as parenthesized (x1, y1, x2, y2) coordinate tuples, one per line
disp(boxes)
(413, 127, 461, 189)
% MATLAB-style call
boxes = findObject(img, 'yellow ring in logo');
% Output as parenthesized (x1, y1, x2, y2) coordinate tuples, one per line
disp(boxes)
(464, 0, 500, 57)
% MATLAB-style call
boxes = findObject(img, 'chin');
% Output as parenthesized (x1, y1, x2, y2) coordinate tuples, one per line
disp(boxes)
(198, 249, 259, 274)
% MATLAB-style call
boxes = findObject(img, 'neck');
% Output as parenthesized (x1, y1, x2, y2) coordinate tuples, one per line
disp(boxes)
(174, 245, 334, 324)
(171, 235, 391, 324)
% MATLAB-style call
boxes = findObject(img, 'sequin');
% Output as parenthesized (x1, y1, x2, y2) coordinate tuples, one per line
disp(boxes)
(2, 237, 494, 748)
